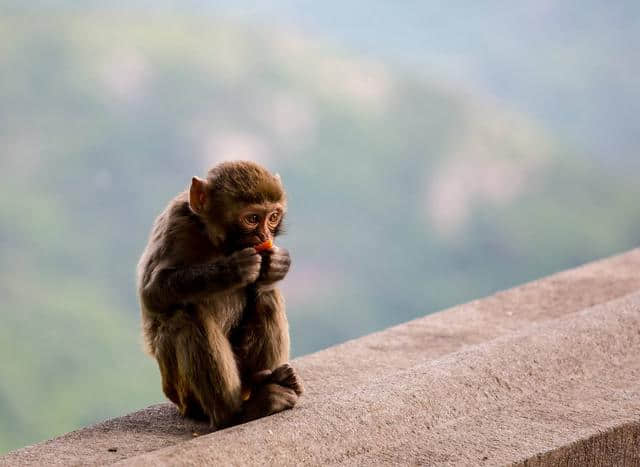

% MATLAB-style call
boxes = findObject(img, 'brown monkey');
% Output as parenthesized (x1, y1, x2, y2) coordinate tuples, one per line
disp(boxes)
(137, 161, 303, 428)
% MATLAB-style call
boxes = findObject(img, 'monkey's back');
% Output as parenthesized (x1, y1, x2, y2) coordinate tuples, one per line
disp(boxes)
(137, 193, 235, 356)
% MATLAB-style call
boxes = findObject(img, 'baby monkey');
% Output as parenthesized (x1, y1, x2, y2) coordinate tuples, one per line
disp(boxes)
(137, 161, 303, 428)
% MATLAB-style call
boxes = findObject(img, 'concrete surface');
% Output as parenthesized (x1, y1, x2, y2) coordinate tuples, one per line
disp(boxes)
(122, 291, 640, 466)
(2, 248, 640, 466)
(517, 420, 640, 467)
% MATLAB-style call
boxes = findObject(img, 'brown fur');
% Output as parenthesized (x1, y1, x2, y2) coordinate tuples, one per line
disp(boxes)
(137, 161, 302, 428)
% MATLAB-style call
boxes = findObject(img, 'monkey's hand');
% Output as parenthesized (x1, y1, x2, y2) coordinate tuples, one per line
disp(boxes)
(226, 247, 262, 288)
(257, 246, 291, 286)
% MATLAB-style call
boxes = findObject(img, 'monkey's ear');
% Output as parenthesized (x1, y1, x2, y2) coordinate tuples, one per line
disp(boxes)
(189, 176, 208, 215)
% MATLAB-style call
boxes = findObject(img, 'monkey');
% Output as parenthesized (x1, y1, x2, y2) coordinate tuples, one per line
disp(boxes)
(136, 161, 303, 429)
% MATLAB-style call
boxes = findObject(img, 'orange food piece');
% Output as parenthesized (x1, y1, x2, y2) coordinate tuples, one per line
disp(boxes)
(255, 239, 273, 252)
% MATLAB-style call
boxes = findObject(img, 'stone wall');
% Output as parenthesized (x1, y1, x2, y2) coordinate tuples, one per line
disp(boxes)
(2, 249, 640, 466)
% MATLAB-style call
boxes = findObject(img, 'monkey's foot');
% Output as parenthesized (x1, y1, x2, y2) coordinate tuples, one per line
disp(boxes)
(243, 383, 298, 420)
(249, 363, 304, 396)
(239, 364, 303, 422)
(270, 363, 304, 396)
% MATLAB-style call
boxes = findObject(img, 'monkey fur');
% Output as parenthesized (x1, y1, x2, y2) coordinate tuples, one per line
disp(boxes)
(137, 161, 303, 428)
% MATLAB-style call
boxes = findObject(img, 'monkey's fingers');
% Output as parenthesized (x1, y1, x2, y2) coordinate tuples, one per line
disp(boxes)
(265, 265, 289, 282)
(268, 261, 290, 272)
(236, 253, 262, 265)
(291, 377, 304, 396)
(271, 248, 291, 260)
(233, 248, 263, 264)
(237, 259, 262, 272)
(238, 262, 261, 274)
(238, 246, 261, 256)
(261, 246, 289, 259)
(271, 363, 304, 396)
(269, 254, 291, 265)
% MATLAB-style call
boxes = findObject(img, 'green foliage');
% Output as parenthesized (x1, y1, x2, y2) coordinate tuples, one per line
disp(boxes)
(1, 11, 638, 454)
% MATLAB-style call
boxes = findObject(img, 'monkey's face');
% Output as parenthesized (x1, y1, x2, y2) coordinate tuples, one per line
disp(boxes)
(230, 202, 284, 249)
(189, 161, 287, 252)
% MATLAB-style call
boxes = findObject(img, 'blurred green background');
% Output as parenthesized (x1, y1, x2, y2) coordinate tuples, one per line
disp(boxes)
(1, 1, 639, 453)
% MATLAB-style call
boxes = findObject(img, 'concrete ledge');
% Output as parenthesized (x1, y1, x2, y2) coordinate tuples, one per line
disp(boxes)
(123, 291, 640, 466)
(2, 248, 640, 466)
(518, 421, 640, 467)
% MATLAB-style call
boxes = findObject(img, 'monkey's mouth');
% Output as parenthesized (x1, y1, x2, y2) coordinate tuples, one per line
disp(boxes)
(249, 237, 270, 247)
(232, 239, 268, 252)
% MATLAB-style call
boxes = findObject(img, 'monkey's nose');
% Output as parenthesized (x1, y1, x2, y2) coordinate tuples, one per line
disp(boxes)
(258, 231, 271, 243)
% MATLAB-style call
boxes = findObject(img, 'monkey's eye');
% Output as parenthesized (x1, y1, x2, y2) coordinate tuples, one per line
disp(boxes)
(269, 212, 280, 224)
(244, 214, 260, 225)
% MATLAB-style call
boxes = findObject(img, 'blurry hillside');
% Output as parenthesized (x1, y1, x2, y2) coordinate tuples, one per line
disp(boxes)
(215, 0, 640, 166)
(1, 8, 640, 453)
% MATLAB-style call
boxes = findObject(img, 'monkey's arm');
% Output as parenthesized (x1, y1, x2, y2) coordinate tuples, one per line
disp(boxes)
(141, 248, 261, 311)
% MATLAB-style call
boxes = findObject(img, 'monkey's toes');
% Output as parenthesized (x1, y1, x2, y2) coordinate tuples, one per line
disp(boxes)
(271, 363, 304, 396)
(264, 383, 298, 414)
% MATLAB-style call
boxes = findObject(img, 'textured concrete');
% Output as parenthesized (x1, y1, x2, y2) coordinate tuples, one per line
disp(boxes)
(518, 421, 640, 467)
(122, 292, 640, 466)
(2, 248, 640, 466)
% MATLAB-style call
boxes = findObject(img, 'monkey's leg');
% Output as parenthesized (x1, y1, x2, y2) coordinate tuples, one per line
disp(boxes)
(155, 311, 242, 428)
(234, 289, 304, 397)
(237, 289, 289, 372)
